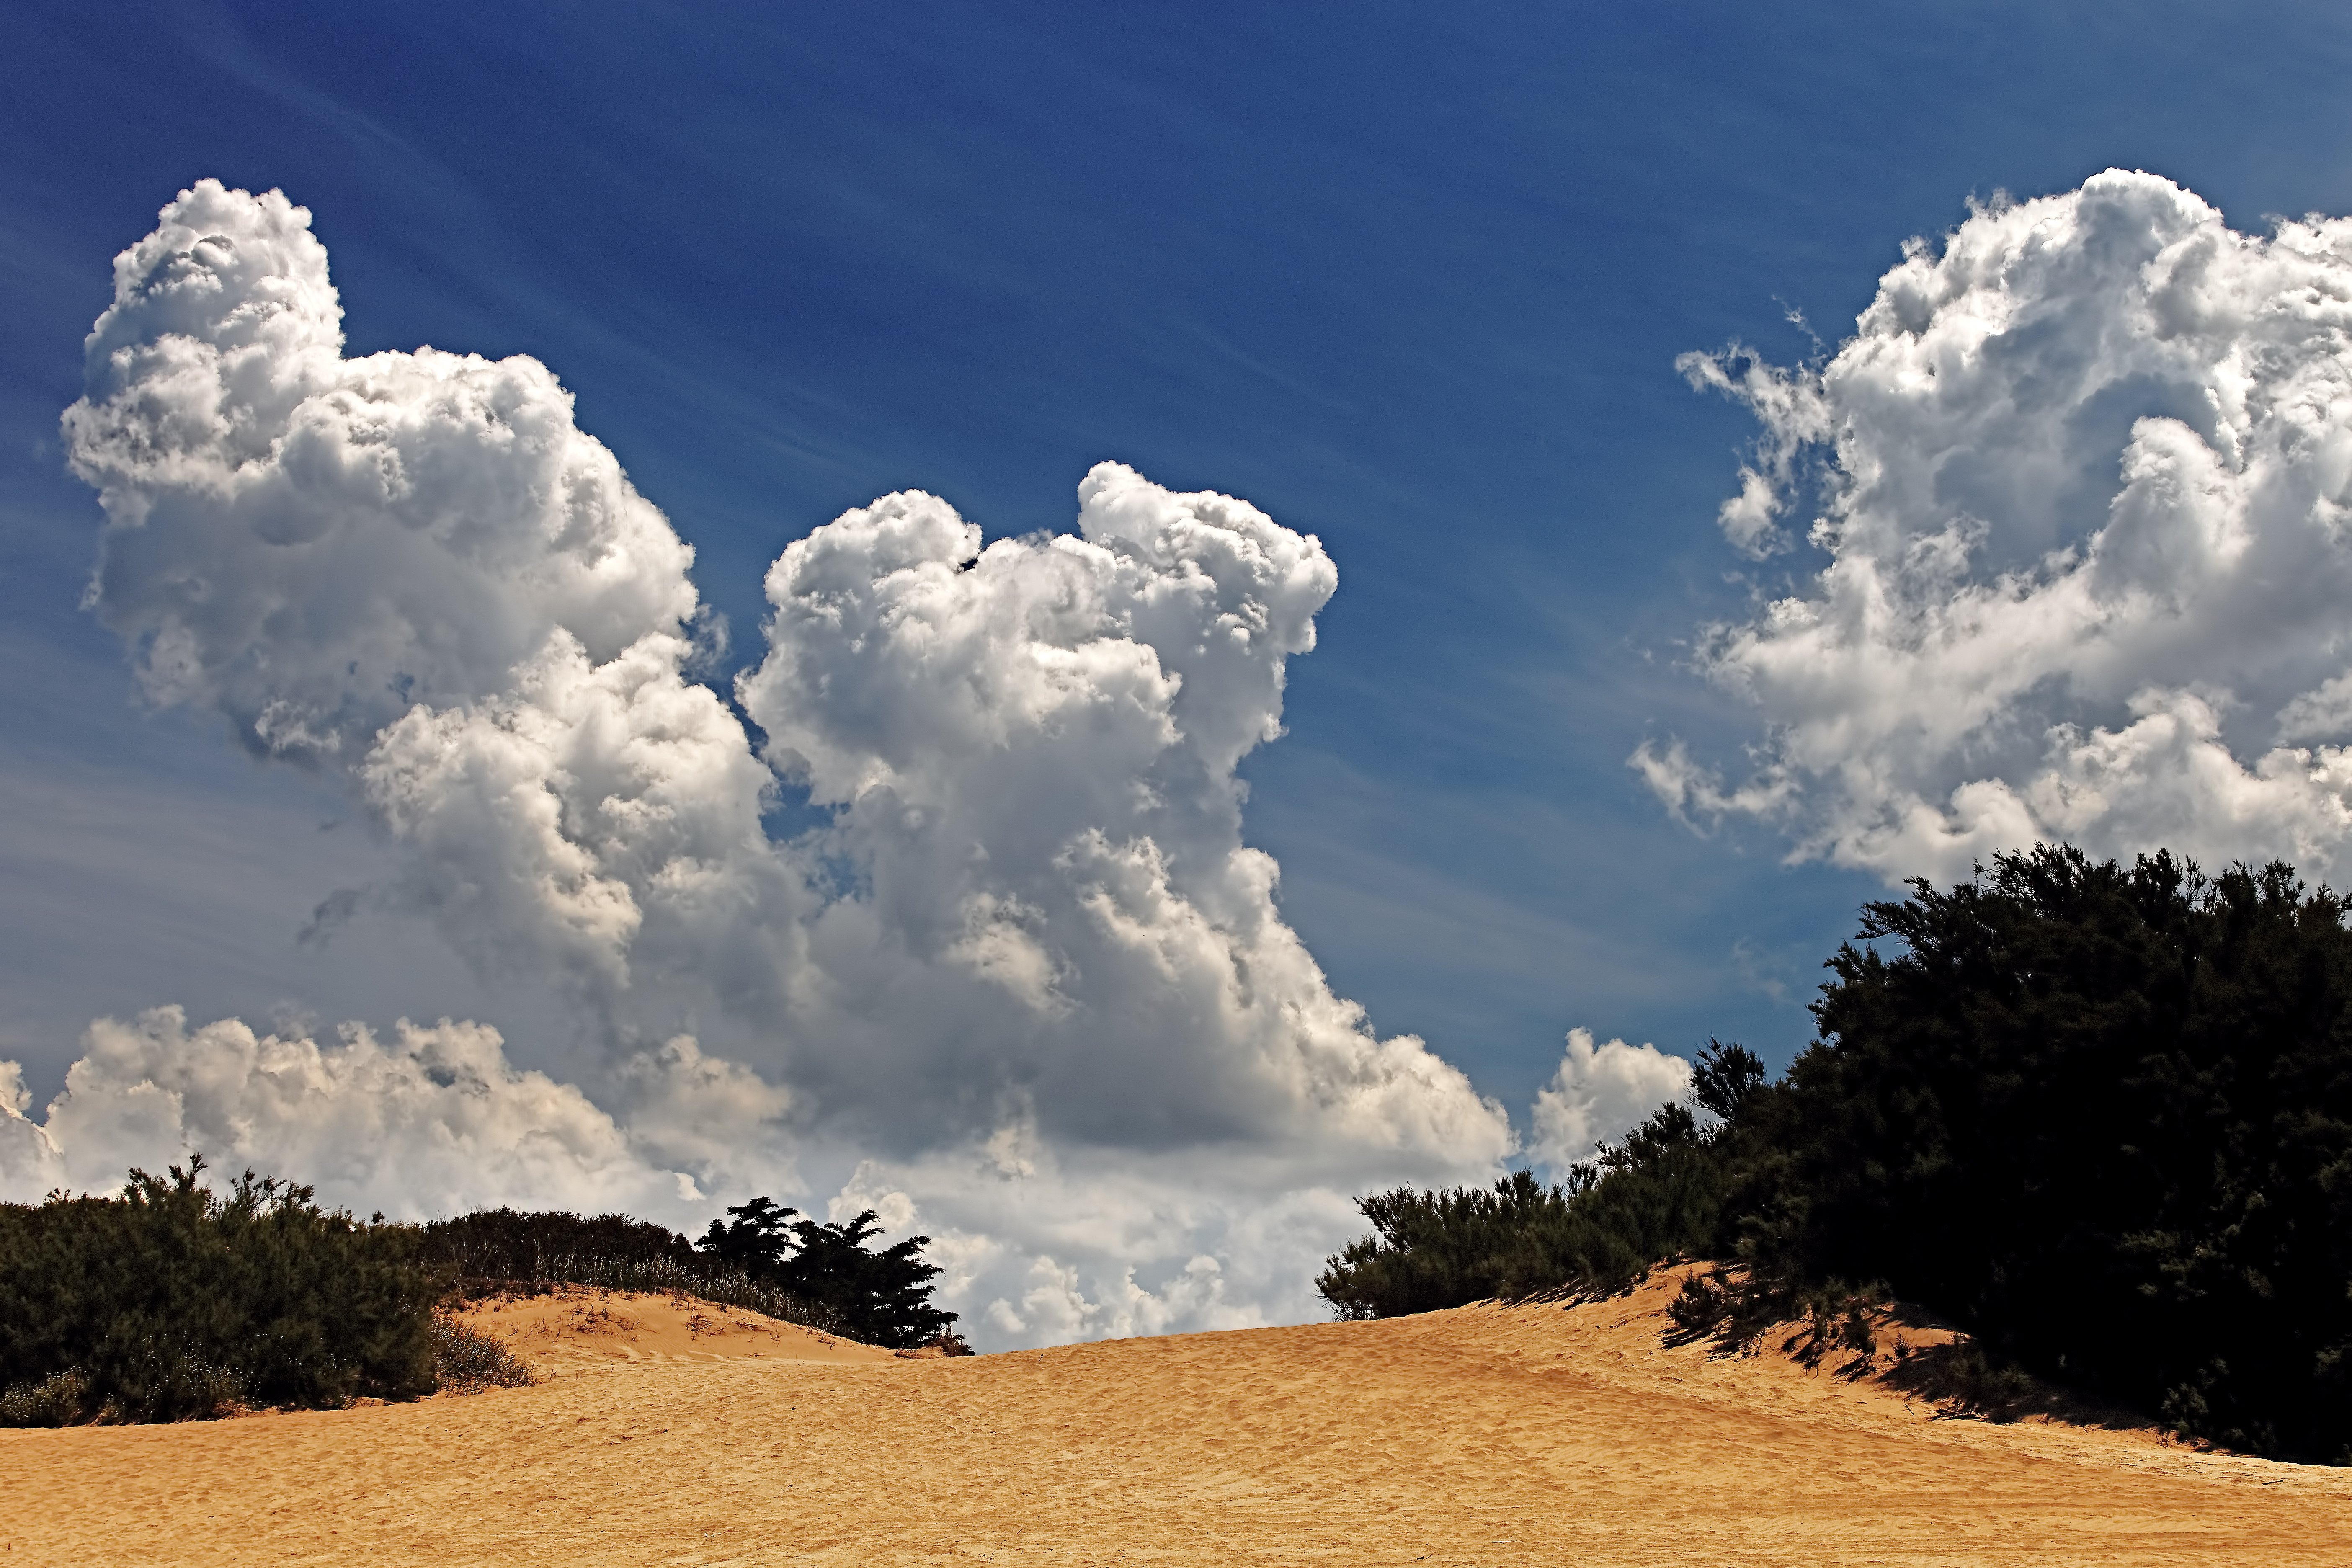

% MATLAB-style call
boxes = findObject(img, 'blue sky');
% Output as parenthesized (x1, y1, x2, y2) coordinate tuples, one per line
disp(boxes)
(9, 3, 2352, 1270)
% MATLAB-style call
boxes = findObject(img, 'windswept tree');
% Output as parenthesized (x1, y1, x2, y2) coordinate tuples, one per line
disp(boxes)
(699, 1199, 957, 1349)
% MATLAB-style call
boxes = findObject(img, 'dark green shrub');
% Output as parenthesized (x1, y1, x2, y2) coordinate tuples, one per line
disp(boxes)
(418, 1207, 851, 1337)
(1323, 850, 2352, 1462)
(1736, 846, 2352, 1460)
(0, 1371, 88, 1427)
(1316, 1055, 1755, 1320)
(1919, 1343, 2037, 1417)
(418, 1208, 699, 1287)
(1317, 1171, 1578, 1319)
(0, 1156, 437, 1422)
(0, 1163, 956, 1422)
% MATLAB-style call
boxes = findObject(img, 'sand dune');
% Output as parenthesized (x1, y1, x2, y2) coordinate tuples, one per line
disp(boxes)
(7, 1269, 2349, 1565)
(446, 1287, 908, 1372)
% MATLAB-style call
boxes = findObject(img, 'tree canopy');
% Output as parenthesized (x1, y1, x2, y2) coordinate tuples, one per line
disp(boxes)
(1319, 846, 2352, 1462)
(700, 1198, 957, 1349)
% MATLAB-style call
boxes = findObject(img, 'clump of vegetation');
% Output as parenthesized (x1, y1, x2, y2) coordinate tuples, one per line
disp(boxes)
(1740, 846, 2352, 1460)
(1323, 844, 2352, 1463)
(418, 1207, 699, 1288)
(1904, 1342, 2037, 1418)
(421, 1197, 962, 1348)
(1, 1163, 967, 1426)
(1318, 1041, 1763, 1318)
(417, 1206, 869, 1339)
(0, 1371, 88, 1428)
(427, 1316, 534, 1393)
(698, 1197, 958, 1349)
(1666, 1269, 1887, 1368)
(0, 1156, 437, 1425)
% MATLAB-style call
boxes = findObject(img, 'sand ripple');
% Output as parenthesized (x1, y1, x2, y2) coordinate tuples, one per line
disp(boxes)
(5, 1271, 2347, 1565)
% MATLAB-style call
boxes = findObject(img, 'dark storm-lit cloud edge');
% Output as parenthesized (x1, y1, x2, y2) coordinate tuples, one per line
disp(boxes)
(13, 167, 2352, 1346)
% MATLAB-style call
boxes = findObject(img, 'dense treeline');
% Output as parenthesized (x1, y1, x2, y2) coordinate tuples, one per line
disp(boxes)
(1321, 846, 2352, 1463)
(2, 1171, 961, 1426)
(413, 1205, 851, 1338)
(1317, 1083, 1753, 1318)
(421, 1197, 962, 1350)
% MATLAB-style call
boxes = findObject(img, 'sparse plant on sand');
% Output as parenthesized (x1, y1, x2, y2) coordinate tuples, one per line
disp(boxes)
(427, 1317, 534, 1393)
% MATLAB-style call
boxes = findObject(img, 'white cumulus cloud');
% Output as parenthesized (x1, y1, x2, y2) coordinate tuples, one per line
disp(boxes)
(13, 1006, 727, 1220)
(1529, 1028, 1694, 1173)
(1643, 169, 2352, 885)
(18, 180, 1516, 1346)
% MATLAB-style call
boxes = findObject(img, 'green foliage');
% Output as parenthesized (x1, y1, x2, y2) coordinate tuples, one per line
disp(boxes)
(1691, 1039, 1766, 1122)
(417, 1207, 851, 1336)
(699, 1199, 958, 1349)
(1316, 1078, 1745, 1319)
(419, 1207, 698, 1285)
(1913, 1342, 2037, 1417)
(1665, 1266, 1884, 1367)
(0, 1162, 962, 1424)
(1317, 1171, 1576, 1319)
(1736, 845, 2352, 1460)
(427, 1317, 534, 1393)
(0, 1156, 437, 1424)
(1323, 850, 2352, 1461)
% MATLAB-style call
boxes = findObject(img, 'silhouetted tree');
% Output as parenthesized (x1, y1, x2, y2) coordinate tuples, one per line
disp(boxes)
(1691, 1039, 1766, 1122)
(1736, 844, 2352, 1460)
(699, 1199, 956, 1349)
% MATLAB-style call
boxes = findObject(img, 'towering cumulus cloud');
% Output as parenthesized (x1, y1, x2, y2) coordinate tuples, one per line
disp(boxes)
(1641, 170, 2352, 884)
(25, 181, 1515, 1344)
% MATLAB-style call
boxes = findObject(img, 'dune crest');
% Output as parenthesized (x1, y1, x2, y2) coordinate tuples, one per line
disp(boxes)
(447, 1289, 900, 1374)
(7, 1266, 2349, 1565)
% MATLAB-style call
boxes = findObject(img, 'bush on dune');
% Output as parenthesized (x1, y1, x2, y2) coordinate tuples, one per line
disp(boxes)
(0, 1156, 437, 1425)
(1738, 846, 2352, 1461)
(416, 1203, 970, 1344)
(418, 1207, 700, 1287)
(415, 1205, 849, 1335)
(1, 1170, 967, 1425)
(1323, 844, 2352, 1463)
(1318, 1043, 1762, 1318)
(426, 1316, 534, 1394)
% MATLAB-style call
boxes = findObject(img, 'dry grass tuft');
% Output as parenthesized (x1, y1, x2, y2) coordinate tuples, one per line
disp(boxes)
(428, 1318, 534, 1394)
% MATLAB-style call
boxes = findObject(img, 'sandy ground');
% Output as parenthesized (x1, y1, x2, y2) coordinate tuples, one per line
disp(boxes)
(444, 1287, 908, 1373)
(7, 1271, 2351, 1566)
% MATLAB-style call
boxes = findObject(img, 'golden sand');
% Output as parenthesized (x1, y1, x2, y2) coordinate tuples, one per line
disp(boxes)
(6, 1269, 2349, 1565)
